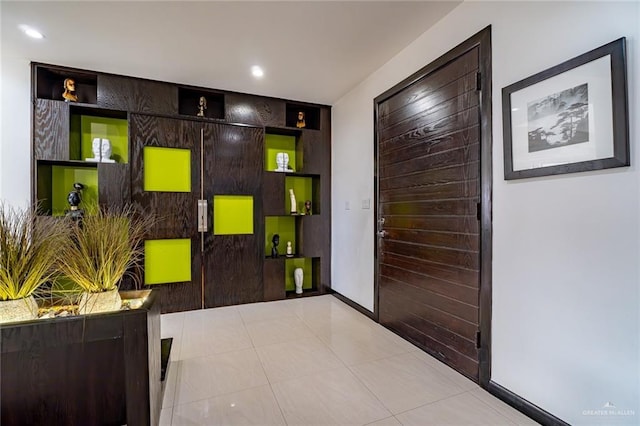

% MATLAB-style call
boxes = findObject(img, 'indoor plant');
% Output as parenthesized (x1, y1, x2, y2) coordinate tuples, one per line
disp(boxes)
(57, 205, 151, 315)
(0, 203, 68, 323)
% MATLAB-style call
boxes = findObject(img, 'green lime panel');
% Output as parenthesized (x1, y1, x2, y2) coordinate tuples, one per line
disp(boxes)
(213, 195, 254, 235)
(143, 147, 191, 192)
(78, 116, 129, 163)
(265, 134, 296, 172)
(285, 257, 313, 291)
(51, 166, 98, 216)
(144, 239, 192, 285)
(285, 176, 312, 214)
(265, 216, 296, 256)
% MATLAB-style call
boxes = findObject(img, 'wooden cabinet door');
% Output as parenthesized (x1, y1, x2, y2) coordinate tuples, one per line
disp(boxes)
(202, 123, 264, 307)
(130, 113, 202, 313)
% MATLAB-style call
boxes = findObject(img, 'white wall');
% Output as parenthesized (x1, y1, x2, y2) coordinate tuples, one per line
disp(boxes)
(332, 1, 639, 425)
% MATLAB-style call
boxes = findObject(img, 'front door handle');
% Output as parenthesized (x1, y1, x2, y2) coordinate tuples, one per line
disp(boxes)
(377, 230, 387, 238)
(197, 199, 208, 232)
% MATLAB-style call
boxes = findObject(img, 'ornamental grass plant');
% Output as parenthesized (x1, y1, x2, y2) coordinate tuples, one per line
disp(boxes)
(0, 203, 68, 301)
(57, 205, 152, 294)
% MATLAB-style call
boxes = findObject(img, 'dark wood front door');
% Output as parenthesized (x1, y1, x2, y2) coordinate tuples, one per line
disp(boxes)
(375, 28, 492, 383)
(202, 123, 264, 307)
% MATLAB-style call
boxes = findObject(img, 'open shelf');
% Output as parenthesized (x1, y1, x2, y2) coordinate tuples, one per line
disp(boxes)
(263, 256, 320, 301)
(36, 161, 98, 216)
(286, 103, 320, 130)
(35, 65, 98, 104)
(69, 105, 129, 163)
(178, 87, 225, 119)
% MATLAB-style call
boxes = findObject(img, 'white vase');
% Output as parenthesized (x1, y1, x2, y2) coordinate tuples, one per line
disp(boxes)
(0, 296, 39, 324)
(294, 268, 303, 294)
(79, 288, 122, 315)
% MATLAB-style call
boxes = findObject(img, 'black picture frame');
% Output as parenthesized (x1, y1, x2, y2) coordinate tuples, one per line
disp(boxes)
(502, 38, 629, 180)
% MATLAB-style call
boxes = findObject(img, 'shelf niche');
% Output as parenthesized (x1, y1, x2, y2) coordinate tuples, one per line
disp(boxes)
(36, 161, 98, 216)
(69, 106, 129, 163)
(178, 87, 225, 120)
(286, 103, 320, 130)
(263, 256, 319, 301)
(35, 65, 98, 104)
(264, 130, 301, 172)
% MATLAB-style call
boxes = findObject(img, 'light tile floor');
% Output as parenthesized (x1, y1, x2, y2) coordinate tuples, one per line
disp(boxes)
(160, 295, 539, 426)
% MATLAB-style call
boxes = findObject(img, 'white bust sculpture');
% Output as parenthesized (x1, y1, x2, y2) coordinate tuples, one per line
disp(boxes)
(86, 138, 115, 163)
(275, 152, 289, 172)
(294, 268, 303, 294)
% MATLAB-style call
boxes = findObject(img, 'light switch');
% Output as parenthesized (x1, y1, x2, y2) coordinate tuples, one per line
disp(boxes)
(362, 198, 371, 209)
(345, 201, 350, 210)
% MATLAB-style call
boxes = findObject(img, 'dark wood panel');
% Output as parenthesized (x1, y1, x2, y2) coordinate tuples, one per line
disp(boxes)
(382, 199, 477, 217)
(98, 74, 178, 114)
(379, 71, 478, 128)
(380, 273, 477, 323)
(379, 85, 479, 142)
(383, 215, 479, 235)
(380, 263, 477, 305)
(204, 123, 264, 308)
(382, 229, 479, 252)
(380, 162, 479, 192)
(225, 93, 285, 127)
(99, 163, 130, 208)
(381, 143, 479, 179)
(264, 259, 285, 301)
(378, 47, 479, 118)
(380, 293, 479, 380)
(380, 106, 479, 157)
(319, 108, 332, 292)
(263, 172, 286, 216)
(379, 283, 477, 342)
(300, 129, 323, 175)
(130, 114, 201, 313)
(380, 292, 478, 359)
(383, 240, 479, 271)
(382, 252, 479, 289)
(34, 99, 69, 160)
(380, 180, 479, 203)
(380, 125, 479, 167)
(300, 215, 323, 258)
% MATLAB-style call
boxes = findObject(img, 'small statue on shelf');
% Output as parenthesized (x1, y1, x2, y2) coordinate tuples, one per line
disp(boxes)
(275, 152, 290, 172)
(304, 200, 311, 215)
(286, 241, 293, 257)
(296, 111, 306, 128)
(271, 234, 280, 258)
(294, 267, 303, 294)
(65, 182, 85, 222)
(62, 78, 78, 102)
(86, 138, 116, 163)
(289, 189, 297, 215)
(197, 96, 207, 117)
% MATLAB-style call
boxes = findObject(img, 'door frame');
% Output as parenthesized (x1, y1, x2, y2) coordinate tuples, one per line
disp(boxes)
(373, 26, 492, 387)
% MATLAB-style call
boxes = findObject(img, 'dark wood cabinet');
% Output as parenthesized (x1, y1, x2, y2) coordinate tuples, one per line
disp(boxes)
(31, 62, 332, 313)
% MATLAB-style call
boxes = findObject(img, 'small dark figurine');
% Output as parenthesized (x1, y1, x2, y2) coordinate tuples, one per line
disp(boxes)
(65, 182, 85, 221)
(296, 111, 306, 128)
(304, 200, 311, 215)
(197, 96, 207, 117)
(271, 233, 280, 258)
(62, 78, 78, 102)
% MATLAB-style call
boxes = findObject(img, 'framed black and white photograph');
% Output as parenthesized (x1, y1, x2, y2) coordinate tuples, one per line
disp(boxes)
(502, 38, 629, 180)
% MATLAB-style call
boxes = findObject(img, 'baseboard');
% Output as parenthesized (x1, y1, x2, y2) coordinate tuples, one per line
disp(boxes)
(331, 291, 376, 320)
(487, 381, 570, 426)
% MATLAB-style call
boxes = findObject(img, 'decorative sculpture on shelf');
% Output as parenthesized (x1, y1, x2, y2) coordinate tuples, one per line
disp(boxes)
(286, 241, 293, 257)
(296, 111, 306, 128)
(289, 189, 297, 215)
(271, 234, 280, 258)
(62, 78, 78, 102)
(197, 96, 207, 117)
(294, 268, 303, 294)
(86, 138, 116, 163)
(305, 200, 311, 215)
(65, 182, 85, 221)
(275, 152, 290, 172)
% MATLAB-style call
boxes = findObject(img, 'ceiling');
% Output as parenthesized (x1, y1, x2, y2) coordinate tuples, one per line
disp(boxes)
(1, 1, 460, 105)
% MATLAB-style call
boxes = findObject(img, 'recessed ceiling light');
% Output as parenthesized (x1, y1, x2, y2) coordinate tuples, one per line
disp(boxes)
(19, 25, 44, 39)
(251, 66, 264, 78)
